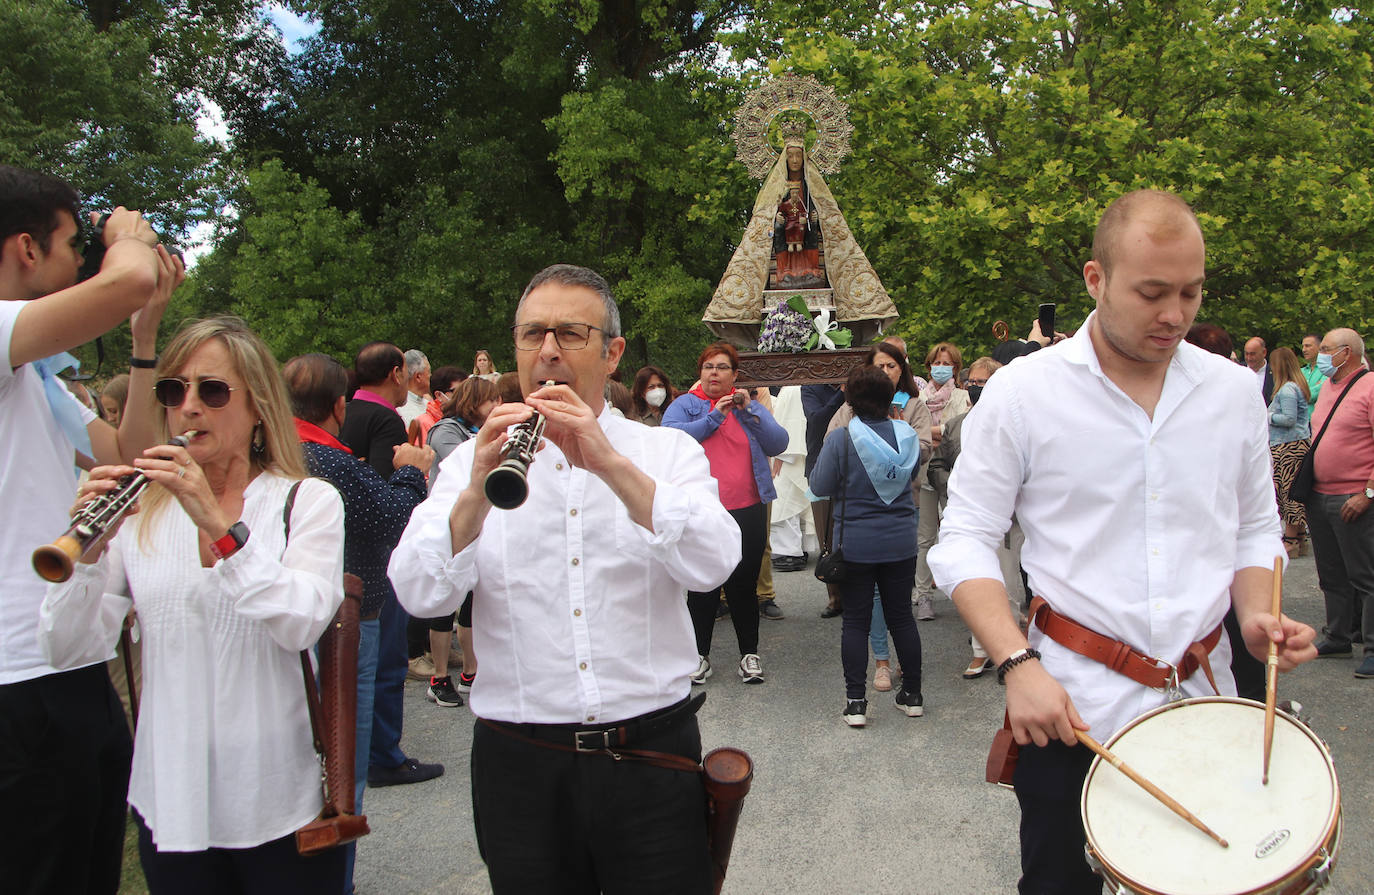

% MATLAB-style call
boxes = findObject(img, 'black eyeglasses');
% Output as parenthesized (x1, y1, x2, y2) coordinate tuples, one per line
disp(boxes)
(512, 323, 606, 351)
(154, 377, 238, 409)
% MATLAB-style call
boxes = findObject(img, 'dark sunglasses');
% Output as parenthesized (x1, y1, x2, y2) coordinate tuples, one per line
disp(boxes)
(154, 377, 238, 409)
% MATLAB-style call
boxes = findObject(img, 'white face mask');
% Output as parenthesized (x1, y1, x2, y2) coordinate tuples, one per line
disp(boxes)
(645, 387, 667, 408)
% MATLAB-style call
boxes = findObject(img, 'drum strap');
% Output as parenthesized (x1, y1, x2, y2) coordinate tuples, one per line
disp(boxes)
(1029, 597, 1222, 695)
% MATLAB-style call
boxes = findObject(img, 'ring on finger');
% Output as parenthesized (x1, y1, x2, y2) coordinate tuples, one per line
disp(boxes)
(177, 467, 186, 479)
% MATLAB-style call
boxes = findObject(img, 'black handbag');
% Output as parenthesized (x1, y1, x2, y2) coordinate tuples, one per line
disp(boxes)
(1289, 370, 1365, 503)
(814, 430, 849, 584)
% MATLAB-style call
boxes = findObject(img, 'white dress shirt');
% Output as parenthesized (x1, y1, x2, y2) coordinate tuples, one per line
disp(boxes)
(389, 408, 741, 725)
(40, 473, 344, 851)
(0, 300, 98, 684)
(928, 314, 1284, 739)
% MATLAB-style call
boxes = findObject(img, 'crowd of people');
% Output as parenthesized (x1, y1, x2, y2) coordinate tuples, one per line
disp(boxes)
(2, 162, 1366, 895)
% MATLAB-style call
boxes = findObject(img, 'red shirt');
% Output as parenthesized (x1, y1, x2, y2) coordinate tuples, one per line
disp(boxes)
(690, 390, 760, 511)
(1311, 370, 1374, 495)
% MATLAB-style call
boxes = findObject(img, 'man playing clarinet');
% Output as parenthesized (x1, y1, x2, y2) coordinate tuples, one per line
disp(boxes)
(929, 190, 1318, 893)
(389, 264, 740, 893)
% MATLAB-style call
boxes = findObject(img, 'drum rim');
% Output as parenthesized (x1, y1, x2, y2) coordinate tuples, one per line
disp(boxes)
(1080, 696, 1341, 895)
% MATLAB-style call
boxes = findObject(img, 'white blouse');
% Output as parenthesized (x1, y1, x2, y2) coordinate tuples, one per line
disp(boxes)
(40, 473, 344, 851)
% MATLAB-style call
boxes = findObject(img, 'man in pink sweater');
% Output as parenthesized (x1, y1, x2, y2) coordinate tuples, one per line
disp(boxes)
(1307, 327, 1374, 679)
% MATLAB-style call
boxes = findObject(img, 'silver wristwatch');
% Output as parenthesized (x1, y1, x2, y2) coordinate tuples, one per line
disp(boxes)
(1364, 487, 1374, 500)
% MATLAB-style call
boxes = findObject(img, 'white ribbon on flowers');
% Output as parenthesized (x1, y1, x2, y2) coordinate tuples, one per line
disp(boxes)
(811, 307, 840, 350)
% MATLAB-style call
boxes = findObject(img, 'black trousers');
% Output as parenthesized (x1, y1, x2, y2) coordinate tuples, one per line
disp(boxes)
(839, 556, 922, 700)
(0, 664, 132, 895)
(1013, 740, 1103, 894)
(471, 714, 711, 895)
(134, 809, 345, 895)
(687, 502, 767, 658)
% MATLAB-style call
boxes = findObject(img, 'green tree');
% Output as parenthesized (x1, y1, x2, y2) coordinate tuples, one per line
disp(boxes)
(737, 0, 1374, 359)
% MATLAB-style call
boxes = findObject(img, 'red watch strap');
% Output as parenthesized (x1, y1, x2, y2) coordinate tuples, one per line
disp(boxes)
(209, 523, 247, 560)
(209, 531, 238, 560)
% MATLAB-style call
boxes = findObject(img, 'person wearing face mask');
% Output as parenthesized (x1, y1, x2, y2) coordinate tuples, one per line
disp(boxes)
(913, 342, 970, 620)
(826, 342, 933, 690)
(926, 357, 1027, 678)
(1306, 328, 1374, 679)
(631, 364, 675, 426)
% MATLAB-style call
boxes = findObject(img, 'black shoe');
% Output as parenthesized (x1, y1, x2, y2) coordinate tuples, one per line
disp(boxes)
(820, 605, 842, 619)
(759, 599, 785, 620)
(772, 555, 806, 572)
(368, 757, 445, 787)
(895, 689, 924, 717)
(426, 675, 463, 707)
(1315, 640, 1353, 657)
(843, 698, 868, 727)
(456, 671, 475, 694)
(715, 602, 730, 620)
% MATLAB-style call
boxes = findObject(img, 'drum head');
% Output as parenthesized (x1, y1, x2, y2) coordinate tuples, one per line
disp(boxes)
(1082, 698, 1339, 895)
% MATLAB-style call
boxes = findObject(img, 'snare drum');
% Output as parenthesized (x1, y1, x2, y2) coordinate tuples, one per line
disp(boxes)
(1081, 697, 1340, 895)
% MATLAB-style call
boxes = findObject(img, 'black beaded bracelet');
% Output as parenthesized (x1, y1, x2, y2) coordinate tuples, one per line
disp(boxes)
(997, 647, 1042, 684)
(130, 356, 158, 369)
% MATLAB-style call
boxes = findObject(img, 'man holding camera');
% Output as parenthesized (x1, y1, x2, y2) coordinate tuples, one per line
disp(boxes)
(0, 165, 182, 894)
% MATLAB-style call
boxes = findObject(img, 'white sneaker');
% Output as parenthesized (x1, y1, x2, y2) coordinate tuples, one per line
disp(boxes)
(915, 594, 936, 621)
(690, 655, 712, 685)
(738, 653, 765, 684)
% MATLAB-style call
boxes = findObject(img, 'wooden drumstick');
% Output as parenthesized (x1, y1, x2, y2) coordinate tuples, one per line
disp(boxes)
(1075, 730, 1229, 848)
(1263, 555, 1283, 785)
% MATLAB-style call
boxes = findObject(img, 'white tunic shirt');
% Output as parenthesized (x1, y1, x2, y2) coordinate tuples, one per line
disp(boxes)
(40, 473, 344, 851)
(389, 408, 740, 725)
(0, 300, 97, 684)
(928, 314, 1284, 739)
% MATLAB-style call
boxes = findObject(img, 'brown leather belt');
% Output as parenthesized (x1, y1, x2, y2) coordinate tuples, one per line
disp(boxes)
(1029, 596, 1222, 694)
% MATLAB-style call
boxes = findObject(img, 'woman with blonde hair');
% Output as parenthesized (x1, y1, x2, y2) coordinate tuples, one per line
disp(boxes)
(1268, 346, 1312, 557)
(40, 316, 346, 892)
(99, 373, 131, 426)
(472, 348, 500, 382)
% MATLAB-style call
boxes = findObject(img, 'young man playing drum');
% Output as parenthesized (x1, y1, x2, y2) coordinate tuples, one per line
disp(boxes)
(929, 190, 1318, 893)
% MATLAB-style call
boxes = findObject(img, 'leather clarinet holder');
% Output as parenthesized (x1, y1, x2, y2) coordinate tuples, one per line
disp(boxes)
(703, 747, 754, 895)
(296, 572, 371, 856)
(985, 713, 1019, 788)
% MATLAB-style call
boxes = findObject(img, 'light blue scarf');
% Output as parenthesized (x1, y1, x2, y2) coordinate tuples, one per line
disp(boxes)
(847, 418, 919, 504)
(33, 352, 93, 458)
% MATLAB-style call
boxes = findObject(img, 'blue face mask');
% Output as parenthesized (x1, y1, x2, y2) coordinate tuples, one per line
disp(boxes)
(1316, 348, 1346, 379)
(930, 364, 953, 384)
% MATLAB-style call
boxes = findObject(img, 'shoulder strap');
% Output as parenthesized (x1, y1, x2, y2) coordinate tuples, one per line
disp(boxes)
(834, 429, 848, 546)
(1309, 369, 1367, 457)
(282, 479, 326, 758)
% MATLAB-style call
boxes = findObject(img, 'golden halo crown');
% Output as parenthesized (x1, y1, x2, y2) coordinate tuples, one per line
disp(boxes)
(732, 74, 853, 180)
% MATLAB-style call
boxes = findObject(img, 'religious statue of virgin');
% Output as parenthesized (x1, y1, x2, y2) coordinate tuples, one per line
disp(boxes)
(705, 75, 897, 348)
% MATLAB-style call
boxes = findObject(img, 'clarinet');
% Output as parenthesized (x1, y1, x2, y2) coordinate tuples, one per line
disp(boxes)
(33, 431, 197, 583)
(483, 383, 553, 510)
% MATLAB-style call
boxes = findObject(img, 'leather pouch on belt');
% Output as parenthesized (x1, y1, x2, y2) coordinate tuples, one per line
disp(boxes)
(985, 713, 1018, 788)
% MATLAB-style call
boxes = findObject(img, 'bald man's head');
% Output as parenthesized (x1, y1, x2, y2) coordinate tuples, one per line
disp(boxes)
(1323, 328, 1366, 365)
(1244, 337, 1266, 371)
(1092, 190, 1204, 279)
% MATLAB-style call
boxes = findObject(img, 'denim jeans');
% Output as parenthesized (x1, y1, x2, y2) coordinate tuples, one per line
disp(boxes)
(869, 589, 889, 661)
(369, 596, 409, 770)
(342, 616, 380, 893)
